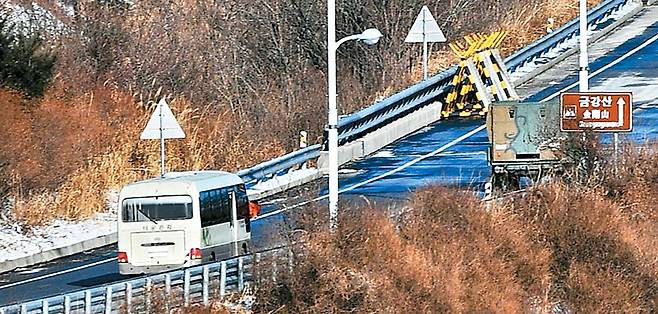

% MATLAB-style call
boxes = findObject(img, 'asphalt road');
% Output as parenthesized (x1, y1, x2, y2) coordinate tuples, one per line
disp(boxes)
(2, 11, 658, 307)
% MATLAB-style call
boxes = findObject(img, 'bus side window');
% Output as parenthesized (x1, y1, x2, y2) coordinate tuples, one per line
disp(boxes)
(219, 188, 231, 224)
(200, 191, 213, 227)
(235, 185, 250, 232)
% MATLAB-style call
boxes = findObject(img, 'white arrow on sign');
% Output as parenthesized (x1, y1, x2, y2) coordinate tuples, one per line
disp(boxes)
(616, 96, 625, 127)
(140, 99, 186, 139)
(405, 6, 446, 81)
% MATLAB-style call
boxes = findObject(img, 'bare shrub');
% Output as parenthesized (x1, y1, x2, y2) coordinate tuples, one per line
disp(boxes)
(2, 0, 604, 227)
(254, 189, 544, 313)
(252, 152, 658, 312)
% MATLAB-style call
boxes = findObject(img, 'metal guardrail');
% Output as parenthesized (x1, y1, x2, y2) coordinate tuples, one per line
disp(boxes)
(236, 0, 628, 182)
(504, 0, 628, 71)
(0, 250, 296, 313)
(0, 255, 254, 314)
(332, 66, 457, 147)
(237, 144, 321, 183)
(331, 0, 629, 148)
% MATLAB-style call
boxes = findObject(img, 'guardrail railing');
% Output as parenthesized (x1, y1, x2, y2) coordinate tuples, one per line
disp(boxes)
(330, 0, 629, 148)
(237, 144, 321, 183)
(504, 0, 628, 74)
(0, 256, 251, 313)
(0, 249, 299, 314)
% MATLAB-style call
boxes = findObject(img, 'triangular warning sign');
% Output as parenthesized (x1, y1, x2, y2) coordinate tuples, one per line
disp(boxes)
(405, 6, 446, 43)
(140, 99, 186, 140)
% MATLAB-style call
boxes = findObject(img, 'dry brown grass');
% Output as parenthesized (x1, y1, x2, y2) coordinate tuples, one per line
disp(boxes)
(2, 0, 605, 229)
(3, 86, 285, 227)
(251, 142, 658, 313)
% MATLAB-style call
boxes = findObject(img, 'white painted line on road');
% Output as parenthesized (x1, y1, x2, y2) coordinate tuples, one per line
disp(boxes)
(338, 125, 487, 193)
(0, 258, 115, 290)
(543, 31, 658, 101)
(255, 125, 486, 220)
(256, 28, 658, 221)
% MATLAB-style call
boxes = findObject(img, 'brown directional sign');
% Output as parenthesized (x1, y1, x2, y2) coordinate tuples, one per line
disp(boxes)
(560, 92, 633, 132)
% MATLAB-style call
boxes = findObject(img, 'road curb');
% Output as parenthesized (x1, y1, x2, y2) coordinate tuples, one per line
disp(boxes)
(0, 233, 117, 274)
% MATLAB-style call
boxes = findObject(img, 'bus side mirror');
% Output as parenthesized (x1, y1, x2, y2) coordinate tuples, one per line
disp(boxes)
(249, 201, 261, 218)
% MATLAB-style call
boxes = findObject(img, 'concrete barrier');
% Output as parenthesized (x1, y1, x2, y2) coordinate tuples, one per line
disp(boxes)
(318, 101, 444, 169)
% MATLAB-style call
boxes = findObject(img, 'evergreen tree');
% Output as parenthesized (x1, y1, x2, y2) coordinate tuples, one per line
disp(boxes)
(0, 16, 56, 97)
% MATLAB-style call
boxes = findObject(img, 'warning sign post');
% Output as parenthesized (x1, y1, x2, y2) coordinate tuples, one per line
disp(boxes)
(560, 92, 632, 132)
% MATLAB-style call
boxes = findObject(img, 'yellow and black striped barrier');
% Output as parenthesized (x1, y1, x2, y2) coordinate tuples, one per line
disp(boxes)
(442, 31, 519, 118)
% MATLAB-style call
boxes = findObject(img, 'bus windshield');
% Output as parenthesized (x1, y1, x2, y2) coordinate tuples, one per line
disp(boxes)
(122, 195, 193, 222)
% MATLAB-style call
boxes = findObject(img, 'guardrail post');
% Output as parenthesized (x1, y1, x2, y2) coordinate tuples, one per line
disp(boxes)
(164, 274, 171, 312)
(272, 259, 277, 283)
(184, 269, 191, 307)
(238, 257, 244, 292)
(42, 300, 49, 314)
(20, 304, 26, 314)
(125, 282, 132, 314)
(220, 262, 226, 298)
(202, 266, 209, 305)
(145, 278, 152, 314)
(255, 253, 261, 285)
(85, 290, 91, 314)
(64, 296, 71, 314)
(105, 286, 112, 314)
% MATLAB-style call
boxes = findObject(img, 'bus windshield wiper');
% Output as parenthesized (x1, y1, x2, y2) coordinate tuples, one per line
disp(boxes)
(137, 207, 158, 225)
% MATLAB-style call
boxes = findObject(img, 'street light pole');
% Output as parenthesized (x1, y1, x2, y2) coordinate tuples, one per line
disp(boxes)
(327, 0, 339, 230)
(579, 0, 589, 92)
(327, 1, 382, 230)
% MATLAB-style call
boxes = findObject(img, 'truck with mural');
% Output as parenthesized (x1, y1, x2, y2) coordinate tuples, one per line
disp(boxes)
(486, 100, 565, 191)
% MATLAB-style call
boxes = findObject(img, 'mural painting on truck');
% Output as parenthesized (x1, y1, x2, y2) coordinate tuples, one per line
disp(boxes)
(487, 101, 565, 191)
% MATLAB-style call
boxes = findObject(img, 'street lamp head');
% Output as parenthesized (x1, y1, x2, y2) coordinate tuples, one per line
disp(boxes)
(358, 28, 383, 45)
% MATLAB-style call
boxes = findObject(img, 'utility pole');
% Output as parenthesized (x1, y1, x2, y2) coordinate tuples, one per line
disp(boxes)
(579, 0, 589, 92)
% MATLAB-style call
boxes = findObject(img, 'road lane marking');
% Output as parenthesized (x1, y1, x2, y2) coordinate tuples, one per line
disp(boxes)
(543, 31, 658, 101)
(0, 258, 115, 290)
(255, 29, 658, 221)
(254, 125, 486, 221)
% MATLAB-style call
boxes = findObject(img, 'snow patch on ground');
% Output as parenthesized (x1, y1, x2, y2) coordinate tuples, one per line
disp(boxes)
(372, 150, 395, 158)
(0, 212, 116, 264)
(0, 167, 321, 265)
(247, 168, 320, 198)
(2, 0, 66, 36)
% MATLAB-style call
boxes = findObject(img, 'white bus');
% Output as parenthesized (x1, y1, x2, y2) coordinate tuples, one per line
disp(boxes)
(117, 171, 257, 275)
